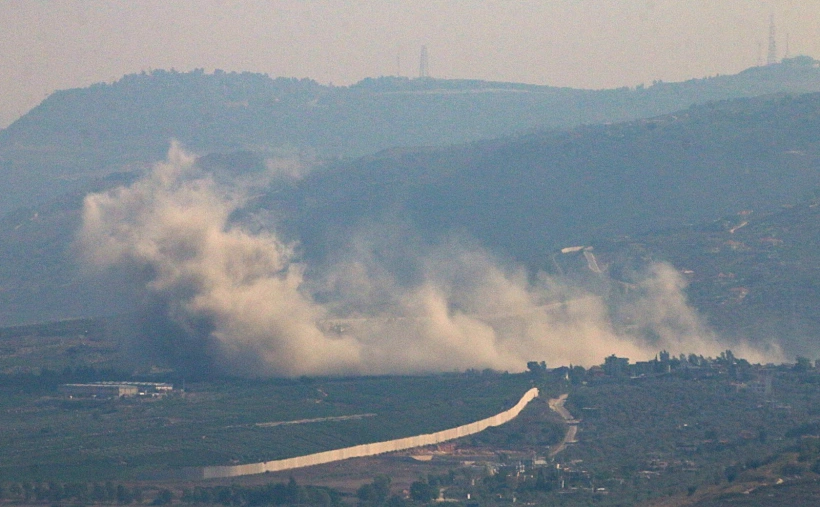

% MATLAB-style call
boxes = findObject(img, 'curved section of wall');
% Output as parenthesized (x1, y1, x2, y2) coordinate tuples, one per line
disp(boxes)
(200, 387, 539, 480)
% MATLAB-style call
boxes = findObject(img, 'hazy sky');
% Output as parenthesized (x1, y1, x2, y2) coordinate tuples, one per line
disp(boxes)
(1, 0, 818, 128)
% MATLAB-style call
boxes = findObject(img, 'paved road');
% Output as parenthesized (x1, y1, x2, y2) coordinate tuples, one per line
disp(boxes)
(548, 394, 578, 457)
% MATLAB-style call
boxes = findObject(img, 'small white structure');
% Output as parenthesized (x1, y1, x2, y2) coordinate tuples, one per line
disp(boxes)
(59, 381, 174, 398)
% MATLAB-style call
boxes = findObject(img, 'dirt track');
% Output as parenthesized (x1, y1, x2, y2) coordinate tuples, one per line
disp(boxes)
(548, 394, 578, 457)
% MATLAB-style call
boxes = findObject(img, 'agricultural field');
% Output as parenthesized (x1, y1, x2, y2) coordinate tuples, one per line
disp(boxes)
(0, 367, 535, 482)
(0, 318, 119, 375)
(6, 320, 820, 506)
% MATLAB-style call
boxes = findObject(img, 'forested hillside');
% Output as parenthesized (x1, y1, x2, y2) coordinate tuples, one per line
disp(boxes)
(2, 58, 820, 213)
(590, 198, 820, 359)
(2, 91, 820, 340)
(288, 92, 820, 266)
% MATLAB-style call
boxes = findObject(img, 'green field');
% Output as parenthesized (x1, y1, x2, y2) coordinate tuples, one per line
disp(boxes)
(0, 371, 532, 482)
(0, 319, 535, 482)
(8, 319, 820, 507)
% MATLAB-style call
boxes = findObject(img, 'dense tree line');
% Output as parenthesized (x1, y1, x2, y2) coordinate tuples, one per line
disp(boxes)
(0, 479, 347, 506)
(181, 479, 340, 507)
(0, 480, 143, 504)
(0, 365, 132, 390)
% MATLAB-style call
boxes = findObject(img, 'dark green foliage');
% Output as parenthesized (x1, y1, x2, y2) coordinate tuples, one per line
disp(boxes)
(526, 361, 547, 376)
(180, 479, 340, 507)
(724, 465, 739, 482)
(357, 475, 392, 506)
(8, 483, 21, 498)
(357, 483, 377, 504)
(795, 356, 813, 372)
(409, 481, 436, 503)
(386, 494, 408, 507)
(0, 480, 144, 504)
(106, 481, 117, 501)
(781, 462, 806, 476)
(152, 488, 172, 505)
(372, 475, 391, 502)
(786, 422, 820, 439)
(116, 483, 133, 504)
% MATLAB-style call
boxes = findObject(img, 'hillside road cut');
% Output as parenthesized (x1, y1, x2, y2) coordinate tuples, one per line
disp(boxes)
(548, 394, 579, 457)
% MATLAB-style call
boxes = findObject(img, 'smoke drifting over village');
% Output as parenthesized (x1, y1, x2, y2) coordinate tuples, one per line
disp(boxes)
(77, 145, 778, 377)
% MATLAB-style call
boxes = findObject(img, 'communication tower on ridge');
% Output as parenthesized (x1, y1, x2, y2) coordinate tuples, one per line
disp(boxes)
(785, 32, 790, 59)
(419, 46, 430, 78)
(767, 15, 778, 65)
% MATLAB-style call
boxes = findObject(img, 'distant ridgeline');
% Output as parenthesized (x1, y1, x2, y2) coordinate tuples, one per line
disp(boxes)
(2, 58, 820, 212)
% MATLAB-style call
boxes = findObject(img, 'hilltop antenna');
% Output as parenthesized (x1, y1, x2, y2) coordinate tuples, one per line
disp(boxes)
(785, 32, 790, 59)
(767, 14, 778, 65)
(419, 45, 429, 78)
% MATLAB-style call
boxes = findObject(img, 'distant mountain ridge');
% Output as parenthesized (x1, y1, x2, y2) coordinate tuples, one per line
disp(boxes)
(2, 58, 820, 212)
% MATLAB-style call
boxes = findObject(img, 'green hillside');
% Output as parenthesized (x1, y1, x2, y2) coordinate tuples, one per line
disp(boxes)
(3, 91, 820, 347)
(590, 199, 820, 359)
(290, 92, 820, 266)
(2, 58, 820, 212)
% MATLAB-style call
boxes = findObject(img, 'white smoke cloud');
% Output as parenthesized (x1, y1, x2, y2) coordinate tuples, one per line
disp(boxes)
(610, 263, 777, 364)
(77, 145, 778, 376)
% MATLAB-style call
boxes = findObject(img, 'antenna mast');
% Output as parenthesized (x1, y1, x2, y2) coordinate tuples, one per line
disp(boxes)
(767, 15, 778, 65)
(419, 46, 429, 78)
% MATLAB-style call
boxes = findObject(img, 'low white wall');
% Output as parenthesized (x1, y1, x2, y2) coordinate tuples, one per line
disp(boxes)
(200, 387, 539, 479)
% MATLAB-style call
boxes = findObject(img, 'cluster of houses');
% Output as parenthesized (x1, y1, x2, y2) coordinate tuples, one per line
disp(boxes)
(534, 349, 799, 388)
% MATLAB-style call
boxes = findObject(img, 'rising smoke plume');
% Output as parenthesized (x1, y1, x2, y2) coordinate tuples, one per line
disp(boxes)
(77, 144, 778, 377)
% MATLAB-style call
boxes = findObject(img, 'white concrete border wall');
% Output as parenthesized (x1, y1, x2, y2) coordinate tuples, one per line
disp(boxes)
(200, 387, 539, 479)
